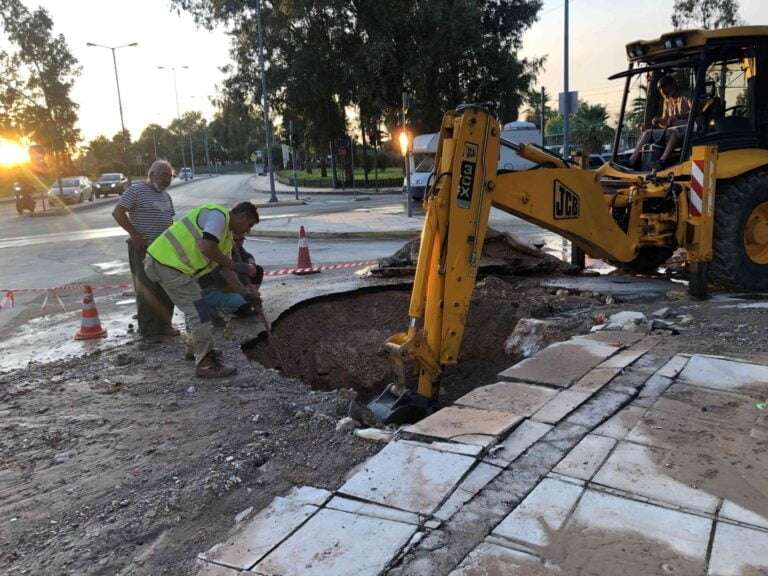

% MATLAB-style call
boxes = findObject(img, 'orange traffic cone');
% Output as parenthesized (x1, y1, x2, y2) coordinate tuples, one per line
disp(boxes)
(74, 285, 108, 340)
(293, 225, 320, 275)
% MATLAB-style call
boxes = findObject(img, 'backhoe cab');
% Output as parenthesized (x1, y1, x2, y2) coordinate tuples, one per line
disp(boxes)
(369, 27, 768, 424)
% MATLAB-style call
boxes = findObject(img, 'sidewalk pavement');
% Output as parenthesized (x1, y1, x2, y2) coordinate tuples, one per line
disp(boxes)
(249, 205, 558, 244)
(197, 333, 768, 576)
(249, 175, 400, 196)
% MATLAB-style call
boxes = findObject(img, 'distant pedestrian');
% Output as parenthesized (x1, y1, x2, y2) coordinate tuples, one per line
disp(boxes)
(144, 201, 261, 378)
(112, 160, 179, 338)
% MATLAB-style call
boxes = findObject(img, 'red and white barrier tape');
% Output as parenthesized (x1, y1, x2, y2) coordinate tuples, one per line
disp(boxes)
(0, 259, 380, 311)
(263, 259, 378, 277)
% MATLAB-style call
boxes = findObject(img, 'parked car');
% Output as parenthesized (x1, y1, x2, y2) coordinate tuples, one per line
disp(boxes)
(179, 167, 194, 181)
(93, 172, 128, 198)
(48, 176, 93, 205)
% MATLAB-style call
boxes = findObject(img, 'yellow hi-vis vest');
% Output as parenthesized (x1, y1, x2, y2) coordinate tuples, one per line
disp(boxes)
(147, 203, 233, 278)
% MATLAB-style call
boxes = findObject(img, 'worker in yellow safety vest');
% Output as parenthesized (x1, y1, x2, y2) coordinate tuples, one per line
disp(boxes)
(145, 201, 261, 378)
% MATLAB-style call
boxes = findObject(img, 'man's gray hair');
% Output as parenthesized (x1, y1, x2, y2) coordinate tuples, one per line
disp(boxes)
(148, 159, 173, 180)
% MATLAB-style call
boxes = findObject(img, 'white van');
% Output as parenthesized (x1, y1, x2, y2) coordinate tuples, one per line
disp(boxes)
(405, 121, 541, 199)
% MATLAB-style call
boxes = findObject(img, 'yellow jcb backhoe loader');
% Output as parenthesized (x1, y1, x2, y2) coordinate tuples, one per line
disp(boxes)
(369, 26, 768, 423)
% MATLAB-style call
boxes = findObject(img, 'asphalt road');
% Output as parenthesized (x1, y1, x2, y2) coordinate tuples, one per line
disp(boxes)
(0, 174, 408, 293)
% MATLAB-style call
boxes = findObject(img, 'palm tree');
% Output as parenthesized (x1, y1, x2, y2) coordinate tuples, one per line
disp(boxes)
(572, 103, 614, 159)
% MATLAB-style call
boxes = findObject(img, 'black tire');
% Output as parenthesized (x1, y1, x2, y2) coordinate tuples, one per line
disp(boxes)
(710, 169, 768, 291)
(617, 246, 674, 274)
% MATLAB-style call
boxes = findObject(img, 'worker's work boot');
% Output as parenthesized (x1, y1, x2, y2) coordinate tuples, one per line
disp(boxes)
(195, 351, 237, 379)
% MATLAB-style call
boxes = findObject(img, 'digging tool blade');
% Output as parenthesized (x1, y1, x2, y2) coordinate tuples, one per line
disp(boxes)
(366, 385, 437, 425)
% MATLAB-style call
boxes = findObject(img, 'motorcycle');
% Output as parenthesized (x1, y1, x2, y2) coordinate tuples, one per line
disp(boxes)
(14, 181, 36, 215)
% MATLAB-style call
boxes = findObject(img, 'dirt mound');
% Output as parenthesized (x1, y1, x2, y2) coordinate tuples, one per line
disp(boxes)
(373, 228, 577, 277)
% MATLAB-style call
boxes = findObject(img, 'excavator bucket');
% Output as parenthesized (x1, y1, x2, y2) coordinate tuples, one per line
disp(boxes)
(367, 385, 436, 425)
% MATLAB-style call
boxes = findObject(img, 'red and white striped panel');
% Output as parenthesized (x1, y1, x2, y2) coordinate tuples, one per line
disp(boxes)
(689, 159, 706, 217)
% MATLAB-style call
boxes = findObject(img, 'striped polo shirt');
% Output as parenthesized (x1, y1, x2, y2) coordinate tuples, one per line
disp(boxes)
(117, 181, 175, 242)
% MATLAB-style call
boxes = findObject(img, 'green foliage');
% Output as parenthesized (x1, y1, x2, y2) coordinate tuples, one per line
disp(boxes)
(170, 0, 543, 162)
(0, 0, 81, 156)
(671, 0, 741, 30)
(523, 87, 555, 129)
(571, 103, 614, 154)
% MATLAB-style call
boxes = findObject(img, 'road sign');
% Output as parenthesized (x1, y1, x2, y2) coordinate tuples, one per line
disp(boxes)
(559, 91, 578, 115)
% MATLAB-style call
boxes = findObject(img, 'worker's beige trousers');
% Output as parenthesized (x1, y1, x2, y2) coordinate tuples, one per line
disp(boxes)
(144, 256, 213, 365)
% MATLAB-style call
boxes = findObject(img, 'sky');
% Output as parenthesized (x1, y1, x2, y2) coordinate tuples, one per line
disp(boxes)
(15, 0, 768, 143)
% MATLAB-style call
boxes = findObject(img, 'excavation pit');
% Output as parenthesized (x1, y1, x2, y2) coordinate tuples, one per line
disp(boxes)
(244, 280, 595, 404)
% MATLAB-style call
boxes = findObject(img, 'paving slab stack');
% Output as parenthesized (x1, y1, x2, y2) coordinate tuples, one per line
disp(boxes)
(196, 330, 768, 576)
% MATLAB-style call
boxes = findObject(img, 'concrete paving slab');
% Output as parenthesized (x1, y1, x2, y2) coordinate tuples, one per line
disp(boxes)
(399, 439, 484, 458)
(253, 508, 416, 576)
(498, 340, 619, 388)
(485, 419, 553, 466)
(455, 381, 557, 416)
(678, 355, 768, 398)
(575, 331, 645, 347)
(434, 463, 504, 521)
(533, 390, 594, 425)
(657, 354, 690, 379)
(720, 499, 768, 530)
(283, 486, 332, 507)
(197, 560, 248, 575)
(650, 383, 761, 428)
(338, 440, 476, 515)
(593, 405, 647, 440)
(492, 478, 584, 551)
(570, 489, 711, 569)
(200, 496, 319, 570)
(571, 367, 621, 393)
(592, 441, 720, 514)
(447, 542, 547, 576)
(553, 434, 617, 481)
(598, 348, 652, 370)
(404, 406, 523, 445)
(636, 373, 674, 405)
(325, 496, 421, 525)
(708, 522, 768, 576)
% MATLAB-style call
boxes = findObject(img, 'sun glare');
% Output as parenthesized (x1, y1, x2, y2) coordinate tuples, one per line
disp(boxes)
(0, 138, 30, 166)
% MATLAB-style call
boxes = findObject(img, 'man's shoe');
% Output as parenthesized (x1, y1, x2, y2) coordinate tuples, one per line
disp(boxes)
(195, 352, 237, 379)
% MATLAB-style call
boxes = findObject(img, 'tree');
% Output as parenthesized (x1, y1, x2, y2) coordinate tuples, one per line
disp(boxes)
(170, 0, 544, 177)
(571, 103, 614, 157)
(523, 87, 554, 130)
(0, 0, 81, 162)
(671, 0, 741, 30)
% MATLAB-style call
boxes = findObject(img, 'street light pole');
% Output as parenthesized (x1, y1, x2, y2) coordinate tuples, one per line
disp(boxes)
(87, 41, 137, 178)
(563, 0, 570, 159)
(255, 0, 278, 203)
(289, 120, 299, 200)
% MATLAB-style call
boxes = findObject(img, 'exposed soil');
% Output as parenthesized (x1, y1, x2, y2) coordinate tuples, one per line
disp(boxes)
(246, 279, 601, 405)
(0, 334, 379, 576)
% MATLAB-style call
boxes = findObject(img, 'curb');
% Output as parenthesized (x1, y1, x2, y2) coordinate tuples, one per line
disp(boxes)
(22, 196, 117, 218)
(248, 229, 420, 240)
(251, 199, 308, 208)
(252, 188, 402, 197)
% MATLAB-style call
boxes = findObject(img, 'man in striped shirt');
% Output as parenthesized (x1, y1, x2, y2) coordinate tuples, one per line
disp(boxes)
(112, 160, 179, 338)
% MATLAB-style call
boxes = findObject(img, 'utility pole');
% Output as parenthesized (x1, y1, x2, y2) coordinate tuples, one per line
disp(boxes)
(289, 120, 299, 200)
(152, 127, 158, 160)
(87, 42, 137, 179)
(540, 86, 546, 146)
(189, 133, 195, 177)
(255, 0, 278, 203)
(563, 0, 570, 159)
(402, 92, 412, 218)
(203, 129, 211, 177)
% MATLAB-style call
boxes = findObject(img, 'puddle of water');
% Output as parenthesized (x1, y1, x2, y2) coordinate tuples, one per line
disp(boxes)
(92, 260, 130, 276)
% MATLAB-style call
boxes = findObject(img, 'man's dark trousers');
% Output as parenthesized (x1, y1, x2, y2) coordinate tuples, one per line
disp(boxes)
(127, 240, 175, 336)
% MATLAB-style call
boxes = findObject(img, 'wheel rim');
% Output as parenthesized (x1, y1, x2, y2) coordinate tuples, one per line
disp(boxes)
(744, 201, 768, 264)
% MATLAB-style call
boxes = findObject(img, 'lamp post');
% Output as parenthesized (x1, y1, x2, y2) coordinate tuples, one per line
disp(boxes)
(254, 0, 278, 203)
(86, 41, 137, 179)
(158, 65, 189, 168)
(399, 130, 412, 218)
